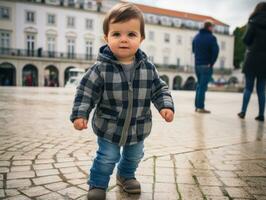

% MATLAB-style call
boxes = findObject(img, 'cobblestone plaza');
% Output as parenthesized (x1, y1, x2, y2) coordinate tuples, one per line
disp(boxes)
(0, 87, 265, 200)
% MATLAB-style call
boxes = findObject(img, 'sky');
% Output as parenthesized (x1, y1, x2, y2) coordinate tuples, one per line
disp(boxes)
(128, 0, 263, 33)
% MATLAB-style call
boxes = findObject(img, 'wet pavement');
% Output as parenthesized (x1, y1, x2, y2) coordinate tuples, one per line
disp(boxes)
(0, 87, 265, 200)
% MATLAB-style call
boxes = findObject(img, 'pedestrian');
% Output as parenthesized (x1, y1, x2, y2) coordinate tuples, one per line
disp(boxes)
(192, 20, 219, 113)
(70, 3, 175, 200)
(238, 2, 266, 122)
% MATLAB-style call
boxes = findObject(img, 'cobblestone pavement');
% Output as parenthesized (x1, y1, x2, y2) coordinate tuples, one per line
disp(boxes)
(0, 87, 265, 200)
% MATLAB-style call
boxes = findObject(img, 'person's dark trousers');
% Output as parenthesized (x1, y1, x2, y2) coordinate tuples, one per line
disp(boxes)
(195, 65, 213, 109)
(240, 74, 266, 116)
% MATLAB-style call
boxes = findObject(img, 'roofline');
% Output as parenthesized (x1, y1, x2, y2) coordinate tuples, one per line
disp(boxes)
(130, 2, 228, 27)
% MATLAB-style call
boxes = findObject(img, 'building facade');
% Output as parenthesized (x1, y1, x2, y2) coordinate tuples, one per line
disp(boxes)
(0, 0, 237, 89)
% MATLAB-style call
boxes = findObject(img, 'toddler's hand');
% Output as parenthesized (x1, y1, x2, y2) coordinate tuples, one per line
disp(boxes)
(73, 118, 88, 130)
(160, 109, 174, 122)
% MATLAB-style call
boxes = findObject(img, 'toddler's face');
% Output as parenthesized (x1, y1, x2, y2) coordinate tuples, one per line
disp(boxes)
(105, 18, 144, 64)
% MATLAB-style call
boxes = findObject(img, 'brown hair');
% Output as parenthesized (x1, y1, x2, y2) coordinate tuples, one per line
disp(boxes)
(103, 2, 145, 38)
(203, 20, 214, 30)
(249, 2, 266, 19)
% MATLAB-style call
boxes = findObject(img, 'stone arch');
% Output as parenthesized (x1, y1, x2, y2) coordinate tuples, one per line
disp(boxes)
(22, 64, 38, 86)
(44, 65, 59, 87)
(228, 76, 238, 85)
(64, 66, 76, 85)
(173, 75, 182, 90)
(183, 76, 196, 90)
(160, 75, 169, 86)
(0, 62, 16, 86)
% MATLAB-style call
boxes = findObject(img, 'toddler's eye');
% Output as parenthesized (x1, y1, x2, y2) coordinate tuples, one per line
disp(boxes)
(128, 32, 137, 37)
(112, 32, 120, 37)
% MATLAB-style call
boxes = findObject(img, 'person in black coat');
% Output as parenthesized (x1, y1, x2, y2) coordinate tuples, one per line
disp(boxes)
(238, 2, 266, 122)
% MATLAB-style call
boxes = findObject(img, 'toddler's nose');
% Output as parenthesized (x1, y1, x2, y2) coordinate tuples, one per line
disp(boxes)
(120, 35, 128, 42)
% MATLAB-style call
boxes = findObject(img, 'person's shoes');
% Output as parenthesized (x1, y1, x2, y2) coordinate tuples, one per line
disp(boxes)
(195, 108, 211, 114)
(87, 188, 106, 200)
(255, 116, 264, 122)
(116, 175, 141, 194)
(238, 112, 245, 119)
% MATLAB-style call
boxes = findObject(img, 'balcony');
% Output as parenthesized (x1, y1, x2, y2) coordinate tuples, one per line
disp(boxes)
(0, 48, 97, 61)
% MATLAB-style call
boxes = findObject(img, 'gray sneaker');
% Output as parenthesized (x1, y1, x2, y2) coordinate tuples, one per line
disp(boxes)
(87, 188, 106, 200)
(116, 175, 141, 194)
(195, 108, 211, 113)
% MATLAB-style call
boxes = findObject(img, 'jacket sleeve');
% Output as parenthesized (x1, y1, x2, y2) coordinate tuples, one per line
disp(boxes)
(242, 22, 255, 46)
(70, 64, 103, 122)
(210, 36, 219, 67)
(151, 65, 175, 113)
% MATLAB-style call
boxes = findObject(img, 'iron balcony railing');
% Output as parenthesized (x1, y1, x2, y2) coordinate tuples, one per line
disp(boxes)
(0, 48, 97, 61)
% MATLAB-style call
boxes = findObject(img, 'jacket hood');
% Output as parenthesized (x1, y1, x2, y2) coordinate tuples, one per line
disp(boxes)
(199, 28, 212, 34)
(250, 12, 266, 29)
(97, 45, 147, 65)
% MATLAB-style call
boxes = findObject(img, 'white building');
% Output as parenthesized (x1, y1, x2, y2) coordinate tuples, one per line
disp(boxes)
(0, 0, 236, 89)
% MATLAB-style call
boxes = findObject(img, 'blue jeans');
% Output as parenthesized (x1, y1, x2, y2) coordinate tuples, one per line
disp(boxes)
(195, 65, 213, 109)
(89, 137, 144, 190)
(241, 74, 266, 116)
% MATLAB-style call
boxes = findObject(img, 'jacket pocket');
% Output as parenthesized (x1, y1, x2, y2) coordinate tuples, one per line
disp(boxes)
(136, 114, 152, 139)
(99, 113, 117, 120)
(136, 114, 151, 121)
(93, 113, 118, 136)
(98, 106, 119, 120)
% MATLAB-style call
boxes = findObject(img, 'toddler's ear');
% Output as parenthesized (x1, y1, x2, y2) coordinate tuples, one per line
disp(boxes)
(103, 35, 108, 43)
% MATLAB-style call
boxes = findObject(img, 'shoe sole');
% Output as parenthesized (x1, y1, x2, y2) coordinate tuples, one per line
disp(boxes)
(116, 180, 141, 194)
(195, 109, 211, 114)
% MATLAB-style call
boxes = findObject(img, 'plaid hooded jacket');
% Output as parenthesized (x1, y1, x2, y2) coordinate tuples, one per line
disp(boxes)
(70, 45, 174, 146)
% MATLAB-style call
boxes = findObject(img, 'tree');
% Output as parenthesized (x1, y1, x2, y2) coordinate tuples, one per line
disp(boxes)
(233, 26, 246, 69)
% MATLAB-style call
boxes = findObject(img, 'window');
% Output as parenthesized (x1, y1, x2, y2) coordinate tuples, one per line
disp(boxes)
(221, 41, 226, 50)
(176, 58, 180, 67)
(185, 20, 194, 28)
(85, 40, 93, 60)
(47, 14, 56, 25)
(47, 36, 56, 57)
(0, 7, 10, 20)
(173, 18, 181, 27)
(164, 33, 170, 43)
(26, 11, 35, 23)
(26, 34, 35, 56)
(87, 1, 93, 9)
(160, 16, 171, 26)
(0, 31, 10, 49)
(78, 0, 85, 9)
(177, 35, 182, 45)
(67, 38, 75, 58)
(148, 31, 154, 41)
(0, 31, 10, 48)
(163, 56, 169, 65)
(68, 0, 75, 7)
(85, 19, 93, 30)
(220, 57, 225, 68)
(67, 16, 75, 28)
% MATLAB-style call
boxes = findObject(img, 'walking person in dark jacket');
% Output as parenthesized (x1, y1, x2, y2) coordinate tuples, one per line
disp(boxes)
(238, 2, 266, 122)
(193, 20, 219, 113)
(70, 3, 174, 199)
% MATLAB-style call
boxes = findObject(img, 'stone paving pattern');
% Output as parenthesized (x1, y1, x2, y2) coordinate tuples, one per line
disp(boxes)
(0, 87, 265, 200)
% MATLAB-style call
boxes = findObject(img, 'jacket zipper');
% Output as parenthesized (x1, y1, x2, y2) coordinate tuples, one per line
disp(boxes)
(118, 61, 142, 146)
(119, 82, 133, 146)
